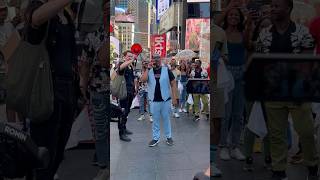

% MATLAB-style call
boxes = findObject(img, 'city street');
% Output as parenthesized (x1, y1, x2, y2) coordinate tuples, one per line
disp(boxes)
(110, 109, 210, 180)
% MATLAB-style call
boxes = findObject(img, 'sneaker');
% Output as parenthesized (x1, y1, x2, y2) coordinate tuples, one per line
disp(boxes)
(54, 174, 59, 180)
(194, 116, 200, 122)
(272, 171, 288, 180)
(243, 157, 254, 172)
(149, 115, 153, 123)
(219, 148, 231, 161)
(230, 148, 246, 161)
(93, 168, 109, 180)
(212, 163, 222, 177)
(166, 138, 174, 146)
(174, 113, 180, 118)
(138, 115, 145, 121)
(183, 108, 188, 113)
(179, 108, 183, 113)
(149, 139, 160, 147)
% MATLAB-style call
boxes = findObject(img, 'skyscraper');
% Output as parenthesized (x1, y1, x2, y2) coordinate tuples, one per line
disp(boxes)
(116, 0, 128, 9)
(128, 0, 151, 49)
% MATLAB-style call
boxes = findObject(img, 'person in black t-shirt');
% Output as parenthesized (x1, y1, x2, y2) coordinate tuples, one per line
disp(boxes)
(24, 1, 77, 180)
(190, 59, 209, 122)
(141, 55, 177, 147)
(255, 0, 318, 179)
(117, 50, 136, 142)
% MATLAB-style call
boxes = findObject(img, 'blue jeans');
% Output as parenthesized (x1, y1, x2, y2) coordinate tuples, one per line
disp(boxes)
(220, 66, 245, 148)
(139, 90, 150, 115)
(91, 92, 109, 168)
(179, 81, 187, 108)
(150, 100, 172, 140)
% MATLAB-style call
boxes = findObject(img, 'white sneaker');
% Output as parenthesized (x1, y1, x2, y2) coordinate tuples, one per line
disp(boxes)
(149, 116, 153, 122)
(219, 148, 231, 161)
(54, 174, 59, 180)
(138, 115, 145, 121)
(174, 113, 180, 118)
(182, 108, 188, 113)
(179, 108, 183, 113)
(93, 169, 109, 180)
(230, 148, 246, 161)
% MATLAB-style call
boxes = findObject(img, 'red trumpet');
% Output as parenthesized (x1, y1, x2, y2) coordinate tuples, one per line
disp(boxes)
(131, 43, 143, 56)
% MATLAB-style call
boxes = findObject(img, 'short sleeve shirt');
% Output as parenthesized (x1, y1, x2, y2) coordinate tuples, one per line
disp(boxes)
(256, 21, 314, 54)
(82, 26, 108, 93)
(153, 67, 175, 102)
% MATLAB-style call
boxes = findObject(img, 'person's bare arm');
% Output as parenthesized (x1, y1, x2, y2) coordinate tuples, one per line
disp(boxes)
(141, 69, 149, 83)
(119, 59, 134, 71)
(170, 80, 178, 106)
(32, 0, 72, 27)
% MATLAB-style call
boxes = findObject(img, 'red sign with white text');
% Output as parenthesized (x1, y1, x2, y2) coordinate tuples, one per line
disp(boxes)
(151, 34, 166, 58)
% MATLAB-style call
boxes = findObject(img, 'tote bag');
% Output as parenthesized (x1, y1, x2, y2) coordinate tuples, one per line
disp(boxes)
(111, 72, 127, 100)
(6, 28, 54, 123)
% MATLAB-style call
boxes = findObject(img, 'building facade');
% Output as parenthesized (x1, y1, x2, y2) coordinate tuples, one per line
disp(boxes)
(117, 22, 135, 52)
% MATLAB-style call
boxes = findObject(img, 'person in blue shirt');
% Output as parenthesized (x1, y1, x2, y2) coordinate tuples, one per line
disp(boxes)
(141, 55, 178, 147)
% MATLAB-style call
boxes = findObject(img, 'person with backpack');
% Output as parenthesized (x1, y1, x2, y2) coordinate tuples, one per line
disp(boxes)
(23, 0, 78, 179)
(141, 55, 178, 147)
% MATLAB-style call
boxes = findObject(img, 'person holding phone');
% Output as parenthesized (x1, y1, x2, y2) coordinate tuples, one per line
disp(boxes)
(141, 55, 177, 147)
(190, 59, 209, 122)
(256, 0, 318, 179)
(116, 50, 137, 142)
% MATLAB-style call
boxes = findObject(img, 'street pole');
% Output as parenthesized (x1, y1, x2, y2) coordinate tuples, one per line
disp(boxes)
(147, 0, 151, 49)
(177, 0, 181, 53)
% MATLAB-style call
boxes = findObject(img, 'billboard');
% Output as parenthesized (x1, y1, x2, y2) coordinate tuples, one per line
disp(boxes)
(185, 18, 210, 67)
(151, 34, 167, 58)
(156, 0, 170, 23)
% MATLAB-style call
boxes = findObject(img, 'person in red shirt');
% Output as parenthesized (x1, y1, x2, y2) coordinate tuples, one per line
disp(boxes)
(309, 0, 320, 54)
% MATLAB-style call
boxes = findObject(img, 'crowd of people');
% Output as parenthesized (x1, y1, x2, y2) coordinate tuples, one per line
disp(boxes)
(212, 0, 320, 179)
(110, 51, 210, 145)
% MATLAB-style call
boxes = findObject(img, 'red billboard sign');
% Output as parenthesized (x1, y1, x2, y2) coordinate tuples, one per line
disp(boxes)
(151, 34, 166, 58)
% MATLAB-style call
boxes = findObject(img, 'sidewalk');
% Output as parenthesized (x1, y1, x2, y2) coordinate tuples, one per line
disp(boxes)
(110, 109, 210, 180)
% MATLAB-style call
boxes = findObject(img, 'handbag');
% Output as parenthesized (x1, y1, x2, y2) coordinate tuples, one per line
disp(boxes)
(111, 71, 127, 100)
(6, 26, 54, 123)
